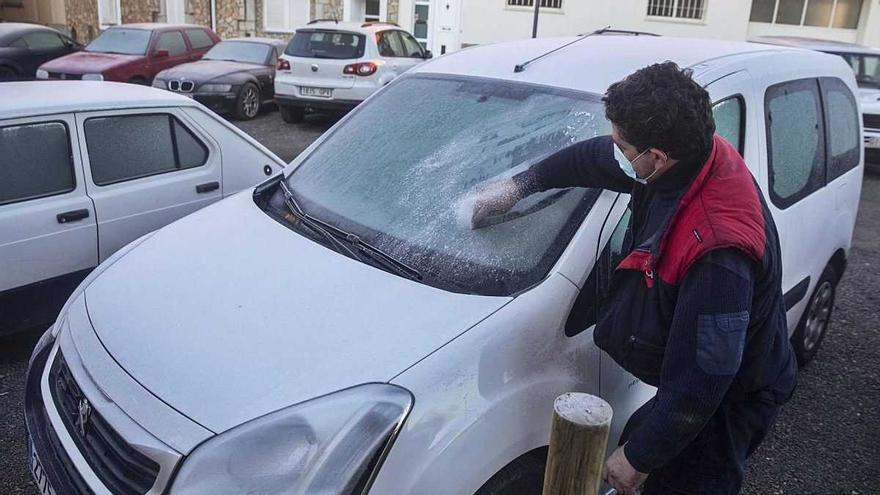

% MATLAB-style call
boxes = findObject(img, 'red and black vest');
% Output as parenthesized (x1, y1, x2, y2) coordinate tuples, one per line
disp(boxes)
(594, 135, 787, 394)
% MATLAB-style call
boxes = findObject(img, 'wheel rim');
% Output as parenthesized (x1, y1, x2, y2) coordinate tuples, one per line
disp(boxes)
(242, 87, 259, 117)
(804, 281, 833, 351)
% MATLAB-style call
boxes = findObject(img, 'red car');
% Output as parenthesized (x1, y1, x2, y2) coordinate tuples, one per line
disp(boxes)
(36, 23, 219, 84)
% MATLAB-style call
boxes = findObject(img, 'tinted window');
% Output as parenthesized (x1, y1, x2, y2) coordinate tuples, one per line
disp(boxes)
(85, 28, 151, 55)
(204, 41, 272, 65)
(186, 28, 214, 50)
(712, 96, 745, 154)
(0, 122, 74, 205)
(765, 78, 826, 208)
(9, 37, 27, 48)
(85, 114, 207, 186)
(284, 75, 609, 296)
(156, 31, 187, 56)
(820, 77, 860, 180)
(285, 30, 365, 59)
(22, 31, 65, 49)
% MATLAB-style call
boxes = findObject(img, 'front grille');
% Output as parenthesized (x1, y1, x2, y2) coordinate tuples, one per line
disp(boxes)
(180, 81, 194, 92)
(48, 72, 82, 80)
(50, 354, 160, 494)
(864, 113, 880, 130)
(168, 80, 180, 91)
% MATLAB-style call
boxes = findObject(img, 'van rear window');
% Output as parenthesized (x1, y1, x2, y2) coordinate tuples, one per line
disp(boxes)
(285, 30, 365, 59)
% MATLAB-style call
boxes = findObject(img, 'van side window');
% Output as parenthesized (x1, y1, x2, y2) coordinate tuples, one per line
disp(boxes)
(820, 77, 860, 181)
(712, 96, 744, 154)
(85, 114, 208, 186)
(0, 121, 74, 206)
(765, 78, 826, 209)
(565, 207, 632, 337)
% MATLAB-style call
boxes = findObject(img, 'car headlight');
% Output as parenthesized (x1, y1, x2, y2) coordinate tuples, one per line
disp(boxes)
(152, 78, 167, 89)
(36, 69, 48, 79)
(81, 73, 104, 81)
(171, 383, 412, 494)
(199, 83, 232, 92)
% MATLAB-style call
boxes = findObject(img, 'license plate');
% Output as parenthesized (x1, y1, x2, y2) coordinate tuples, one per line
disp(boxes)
(300, 86, 332, 98)
(866, 135, 880, 148)
(28, 438, 57, 495)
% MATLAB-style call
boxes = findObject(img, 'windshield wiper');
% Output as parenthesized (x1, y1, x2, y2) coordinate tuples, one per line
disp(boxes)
(277, 180, 423, 282)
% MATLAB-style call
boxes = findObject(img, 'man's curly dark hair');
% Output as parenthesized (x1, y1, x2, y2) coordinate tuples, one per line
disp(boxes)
(603, 61, 715, 164)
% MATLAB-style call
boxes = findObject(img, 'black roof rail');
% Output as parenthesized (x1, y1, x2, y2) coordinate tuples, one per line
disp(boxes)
(591, 28, 660, 36)
(308, 18, 339, 24)
(361, 21, 400, 28)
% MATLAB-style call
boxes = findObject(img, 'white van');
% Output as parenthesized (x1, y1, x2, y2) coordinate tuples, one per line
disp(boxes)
(0, 82, 285, 335)
(25, 37, 862, 495)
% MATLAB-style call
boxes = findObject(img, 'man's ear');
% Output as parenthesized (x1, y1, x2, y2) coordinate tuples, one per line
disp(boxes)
(649, 148, 673, 173)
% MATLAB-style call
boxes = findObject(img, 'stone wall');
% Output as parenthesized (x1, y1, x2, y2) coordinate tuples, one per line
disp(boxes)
(121, 0, 156, 23)
(185, 0, 211, 27)
(64, 0, 99, 42)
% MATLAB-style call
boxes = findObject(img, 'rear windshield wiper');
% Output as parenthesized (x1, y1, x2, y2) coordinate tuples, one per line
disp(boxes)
(277, 180, 423, 282)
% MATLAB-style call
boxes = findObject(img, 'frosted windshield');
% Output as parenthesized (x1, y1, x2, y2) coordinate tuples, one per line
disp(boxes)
(287, 75, 609, 295)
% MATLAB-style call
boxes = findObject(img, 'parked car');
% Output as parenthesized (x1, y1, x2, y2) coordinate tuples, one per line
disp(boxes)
(0, 81, 284, 336)
(153, 38, 287, 120)
(25, 36, 862, 495)
(35, 23, 219, 85)
(753, 36, 880, 164)
(0, 23, 80, 81)
(274, 20, 432, 123)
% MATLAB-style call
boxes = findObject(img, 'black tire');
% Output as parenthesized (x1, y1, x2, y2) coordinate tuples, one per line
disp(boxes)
(791, 265, 838, 367)
(0, 66, 19, 81)
(279, 104, 305, 124)
(475, 450, 546, 495)
(234, 82, 261, 120)
(128, 76, 148, 85)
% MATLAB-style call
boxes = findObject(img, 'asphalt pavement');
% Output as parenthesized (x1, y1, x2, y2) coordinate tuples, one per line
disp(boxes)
(1, 108, 878, 494)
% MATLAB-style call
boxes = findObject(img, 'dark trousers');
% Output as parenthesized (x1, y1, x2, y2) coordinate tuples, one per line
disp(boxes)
(622, 394, 780, 495)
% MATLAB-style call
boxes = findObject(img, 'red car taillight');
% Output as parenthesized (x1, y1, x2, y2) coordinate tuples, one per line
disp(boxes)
(343, 62, 378, 77)
(277, 58, 290, 71)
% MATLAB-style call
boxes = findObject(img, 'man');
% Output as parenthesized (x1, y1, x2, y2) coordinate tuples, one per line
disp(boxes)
(472, 62, 797, 494)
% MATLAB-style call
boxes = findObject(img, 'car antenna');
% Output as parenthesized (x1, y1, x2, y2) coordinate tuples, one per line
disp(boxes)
(514, 26, 610, 73)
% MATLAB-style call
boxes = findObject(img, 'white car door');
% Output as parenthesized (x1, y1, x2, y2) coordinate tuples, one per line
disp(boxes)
(0, 114, 98, 331)
(76, 107, 223, 261)
(394, 30, 428, 73)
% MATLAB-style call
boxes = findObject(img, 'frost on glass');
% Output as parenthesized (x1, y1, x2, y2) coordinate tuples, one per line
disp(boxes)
(85, 115, 176, 185)
(0, 122, 73, 205)
(289, 76, 609, 294)
(768, 86, 821, 200)
(712, 98, 742, 152)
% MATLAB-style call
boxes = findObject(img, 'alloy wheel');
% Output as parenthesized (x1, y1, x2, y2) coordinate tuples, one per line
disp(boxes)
(803, 280, 833, 352)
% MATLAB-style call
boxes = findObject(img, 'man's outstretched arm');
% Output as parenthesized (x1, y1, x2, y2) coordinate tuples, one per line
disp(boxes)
(471, 135, 633, 228)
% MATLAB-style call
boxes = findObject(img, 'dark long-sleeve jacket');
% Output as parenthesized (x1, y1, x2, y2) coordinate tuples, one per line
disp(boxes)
(513, 135, 797, 472)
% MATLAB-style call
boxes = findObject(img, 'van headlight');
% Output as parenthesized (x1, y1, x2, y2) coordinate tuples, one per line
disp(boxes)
(81, 73, 104, 81)
(170, 383, 412, 494)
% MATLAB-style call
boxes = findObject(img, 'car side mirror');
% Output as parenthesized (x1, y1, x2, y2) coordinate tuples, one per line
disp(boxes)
(154, 49, 170, 58)
(424, 50, 433, 59)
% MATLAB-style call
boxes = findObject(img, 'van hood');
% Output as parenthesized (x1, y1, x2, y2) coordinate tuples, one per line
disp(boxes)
(82, 192, 509, 433)
(40, 51, 140, 73)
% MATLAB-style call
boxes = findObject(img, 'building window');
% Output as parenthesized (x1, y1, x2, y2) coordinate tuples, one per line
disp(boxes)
(749, 0, 863, 29)
(97, 0, 121, 27)
(507, 0, 563, 9)
(365, 0, 380, 21)
(646, 0, 705, 20)
(264, 0, 309, 32)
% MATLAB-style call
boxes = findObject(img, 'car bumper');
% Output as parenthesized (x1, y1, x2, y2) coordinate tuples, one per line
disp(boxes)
(865, 129, 880, 164)
(276, 94, 361, 111)
(192, 92, 239, 114)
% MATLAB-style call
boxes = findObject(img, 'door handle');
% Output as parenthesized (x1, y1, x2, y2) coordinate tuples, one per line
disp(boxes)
(196, 181, 220, 194)
(57, 209, 90, 224)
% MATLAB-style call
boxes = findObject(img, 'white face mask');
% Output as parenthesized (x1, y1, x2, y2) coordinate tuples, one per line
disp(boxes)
(613, 143, 655, 184)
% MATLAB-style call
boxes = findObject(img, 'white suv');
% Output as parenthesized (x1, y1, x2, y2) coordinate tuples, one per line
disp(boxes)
(274, 21, 431, 123)
(25, 37, 861, 495)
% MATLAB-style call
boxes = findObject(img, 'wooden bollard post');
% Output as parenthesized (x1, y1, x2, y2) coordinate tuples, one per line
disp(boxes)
(542, 392, 613, 495)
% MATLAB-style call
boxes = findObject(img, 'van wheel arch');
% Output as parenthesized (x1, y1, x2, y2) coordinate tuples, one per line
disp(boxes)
(474, 446, 547, 495)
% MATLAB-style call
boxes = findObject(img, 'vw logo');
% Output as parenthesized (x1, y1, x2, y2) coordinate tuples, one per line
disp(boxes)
(76, 397, 92, 437)
(311, 64, 319, 72)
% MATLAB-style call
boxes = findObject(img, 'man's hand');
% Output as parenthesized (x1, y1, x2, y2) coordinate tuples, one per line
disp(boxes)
(603, 445, 648, 495)
(470, 179, 522, 229)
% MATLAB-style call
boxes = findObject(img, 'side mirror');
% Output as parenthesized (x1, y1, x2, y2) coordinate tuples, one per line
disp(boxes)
(153, 49, 170, 58)
(424, 50, 433, 59)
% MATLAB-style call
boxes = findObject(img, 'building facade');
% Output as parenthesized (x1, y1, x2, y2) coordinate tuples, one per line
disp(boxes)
(2, 0, 878, 50)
